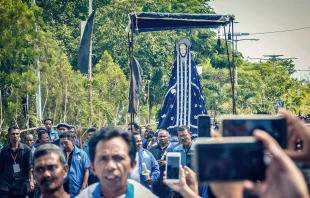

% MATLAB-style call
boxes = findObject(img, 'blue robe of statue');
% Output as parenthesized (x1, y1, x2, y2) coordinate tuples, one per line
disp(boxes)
(157, 38, 207, 137)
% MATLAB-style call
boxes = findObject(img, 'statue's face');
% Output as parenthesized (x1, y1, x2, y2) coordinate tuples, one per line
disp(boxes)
(179, 44, 187, 57)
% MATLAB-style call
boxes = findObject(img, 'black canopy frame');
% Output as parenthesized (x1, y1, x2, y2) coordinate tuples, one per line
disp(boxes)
(127, 12, 237, 124)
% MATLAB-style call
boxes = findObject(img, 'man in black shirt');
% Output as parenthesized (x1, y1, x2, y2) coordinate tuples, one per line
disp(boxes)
(0, 126, 34, 198)
(149, 129, 172, 198)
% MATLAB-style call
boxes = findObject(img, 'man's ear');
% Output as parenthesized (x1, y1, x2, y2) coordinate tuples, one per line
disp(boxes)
(63, 164, 69, 178)
(90, 163, 97, 176)
(129, 160, 137, 174)
(189, 132, 192, 137)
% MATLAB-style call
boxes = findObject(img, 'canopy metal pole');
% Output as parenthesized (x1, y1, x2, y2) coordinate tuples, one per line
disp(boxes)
(231, 20, 236, 114)
(129, 15, 135, 126)
(223, 25, 236, 115)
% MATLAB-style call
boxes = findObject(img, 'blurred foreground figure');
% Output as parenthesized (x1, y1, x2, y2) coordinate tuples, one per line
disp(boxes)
(32, 144, 69, 198)
(76, 126, 157, 198)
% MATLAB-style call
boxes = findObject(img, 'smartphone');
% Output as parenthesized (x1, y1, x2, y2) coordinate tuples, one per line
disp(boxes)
(198, 115, 211, 137)
(166, 152, 181, 183)
(221, 115, 287, 148)
(194, 137, 266, 182)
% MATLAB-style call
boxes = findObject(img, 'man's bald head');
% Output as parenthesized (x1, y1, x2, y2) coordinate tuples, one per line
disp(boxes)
(158, 129, 169, 146)
(158, 129, 169, 136)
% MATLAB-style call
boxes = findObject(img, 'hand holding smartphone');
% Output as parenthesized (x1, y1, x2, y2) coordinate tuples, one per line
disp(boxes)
(194, 137, 266, 182)
(220, 115, 287, 148)
(198, 115, 211, 137)
(166, 152, 181, 183)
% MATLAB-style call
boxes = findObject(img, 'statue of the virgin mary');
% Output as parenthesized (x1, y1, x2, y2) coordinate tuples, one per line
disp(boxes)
(157, 37, 207, 137)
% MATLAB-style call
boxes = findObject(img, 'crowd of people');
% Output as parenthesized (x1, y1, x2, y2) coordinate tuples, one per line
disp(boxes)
(0, 108, 310, 198)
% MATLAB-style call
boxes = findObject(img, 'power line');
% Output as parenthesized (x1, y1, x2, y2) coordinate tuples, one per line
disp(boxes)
(250, 26, 310, 35)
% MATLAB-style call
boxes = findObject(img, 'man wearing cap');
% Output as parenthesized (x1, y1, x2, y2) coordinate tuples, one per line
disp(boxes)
(43, 118, 59, 142)
(52, 123, 71, 148)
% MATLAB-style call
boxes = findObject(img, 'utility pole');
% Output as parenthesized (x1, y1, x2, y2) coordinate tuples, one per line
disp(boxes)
(297, 68, 310, 80)
(31, 0, 42, 124)
(234, 38, 259, 86)
(263, 55, 284, 67)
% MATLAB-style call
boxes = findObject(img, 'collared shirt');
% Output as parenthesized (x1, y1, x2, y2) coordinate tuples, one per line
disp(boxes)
(168, 136, 179, 151)
(173, 142, 195, 168)
(31, 146, 36, 153)
(48, 129, 59, 142)
(0, 143, 32, 195)
(82, 140, 90, 156)
(82, 140, 94, 175)
(76, 180, 158, 198)
(63, 146, 90, 197)
(169, 136, 178, 143)
(74, 138, 80, 147)
(128, 148, 160, 189)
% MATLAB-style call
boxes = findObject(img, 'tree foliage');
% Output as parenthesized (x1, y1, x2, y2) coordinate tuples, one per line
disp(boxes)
(0, 0, 309, 146)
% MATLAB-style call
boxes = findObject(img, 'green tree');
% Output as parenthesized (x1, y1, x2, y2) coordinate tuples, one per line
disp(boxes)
(92, 51, 128, 126)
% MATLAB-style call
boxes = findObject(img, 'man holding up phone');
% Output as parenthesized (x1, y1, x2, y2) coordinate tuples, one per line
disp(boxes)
(173, 126, 208, 198)
(173, 126, 195, 168)
(150, 129, 172, 197)
(130, 132, 160, 190)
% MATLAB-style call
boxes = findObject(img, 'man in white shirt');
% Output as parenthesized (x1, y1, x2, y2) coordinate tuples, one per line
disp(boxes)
(77, 126, 157, 198)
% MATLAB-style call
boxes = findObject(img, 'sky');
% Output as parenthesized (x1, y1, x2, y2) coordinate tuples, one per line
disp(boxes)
(209, 0, 310, 79)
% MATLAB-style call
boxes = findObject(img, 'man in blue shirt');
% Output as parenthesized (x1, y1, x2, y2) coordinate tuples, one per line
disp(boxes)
(44, 118, 59, 142)
(173, 126, 195, 167)
(129, 132, 160, 190)
(169, 128, 179, 151)
(82, 127, 99, 185)
(173, 126, 208, 198)
(59, 132, 90, 197)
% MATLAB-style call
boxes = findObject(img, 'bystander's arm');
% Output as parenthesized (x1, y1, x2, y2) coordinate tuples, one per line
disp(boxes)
(80, 169, 89, 193)
(164, 166, 201, 198)
(29, 168, 35, 191)
(27, 148, 35, 192)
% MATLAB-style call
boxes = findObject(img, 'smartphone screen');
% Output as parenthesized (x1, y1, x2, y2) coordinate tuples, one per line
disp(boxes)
(195, 139, 266, 182)
(166, 156, 180, 180)
(222, 117, 287, 148)
(198, 115, 211, 137)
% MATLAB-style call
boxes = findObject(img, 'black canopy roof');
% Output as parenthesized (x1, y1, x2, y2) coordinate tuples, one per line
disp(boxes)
(127, 12, 233, 33)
